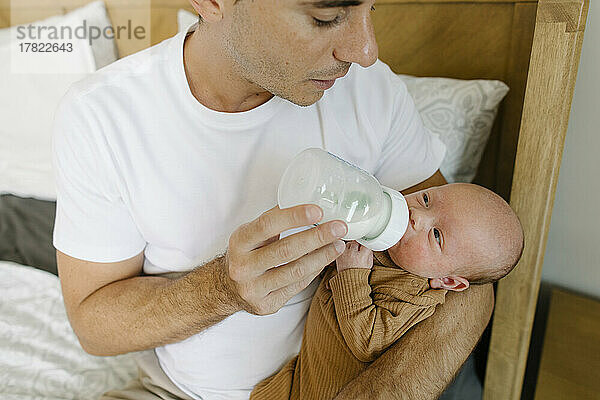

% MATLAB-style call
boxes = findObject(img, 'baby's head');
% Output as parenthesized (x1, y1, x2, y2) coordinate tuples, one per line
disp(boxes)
(387, 183, 524, 292)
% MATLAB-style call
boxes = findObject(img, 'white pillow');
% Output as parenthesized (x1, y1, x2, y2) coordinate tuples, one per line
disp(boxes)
(71, 0, 119, 69)
(178, 9, 198, 32)
(397, 75, 509, 183)
(0, 1, 117, 201)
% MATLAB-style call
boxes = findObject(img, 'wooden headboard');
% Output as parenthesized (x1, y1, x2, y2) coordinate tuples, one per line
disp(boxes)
(0, 0, 532, 199)
(0, 0, 589, 398)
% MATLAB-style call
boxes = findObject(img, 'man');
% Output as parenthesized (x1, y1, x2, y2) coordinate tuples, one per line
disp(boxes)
(53, 0, 494, 399)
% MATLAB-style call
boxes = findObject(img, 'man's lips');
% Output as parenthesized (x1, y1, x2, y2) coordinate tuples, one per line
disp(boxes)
(314, 70, 350, 81)
(311, 79, 336, 90)
(310, 69, 350, 90)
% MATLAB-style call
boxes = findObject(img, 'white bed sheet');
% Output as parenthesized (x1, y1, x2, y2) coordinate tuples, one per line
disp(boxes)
(0, 261, 137, 399)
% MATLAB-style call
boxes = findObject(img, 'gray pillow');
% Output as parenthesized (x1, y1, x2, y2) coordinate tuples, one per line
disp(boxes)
(0, 194, 57, 275)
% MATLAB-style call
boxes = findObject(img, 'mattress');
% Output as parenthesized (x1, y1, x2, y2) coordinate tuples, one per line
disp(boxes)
(0, 261, 483, 399)
(0, 261, 136, 399)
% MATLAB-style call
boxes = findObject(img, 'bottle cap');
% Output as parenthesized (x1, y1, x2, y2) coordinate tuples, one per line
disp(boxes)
(357, 186, 409, 251)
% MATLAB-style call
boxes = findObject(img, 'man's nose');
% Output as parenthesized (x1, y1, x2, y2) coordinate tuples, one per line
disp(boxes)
(333, 9, 378, 68)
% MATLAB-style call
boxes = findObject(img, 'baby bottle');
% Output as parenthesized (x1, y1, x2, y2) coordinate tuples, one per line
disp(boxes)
(277, 148, 409, 251)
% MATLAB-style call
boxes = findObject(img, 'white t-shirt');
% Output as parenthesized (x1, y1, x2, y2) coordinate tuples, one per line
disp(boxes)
(52, 25, 446, 400)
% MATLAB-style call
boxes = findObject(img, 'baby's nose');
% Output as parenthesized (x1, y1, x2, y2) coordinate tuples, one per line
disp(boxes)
(412, 209, 432, 231)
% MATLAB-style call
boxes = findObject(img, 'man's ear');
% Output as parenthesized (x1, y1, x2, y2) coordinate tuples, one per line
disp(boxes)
(188, 0, 224, 22)
(429, 276, 470, 292)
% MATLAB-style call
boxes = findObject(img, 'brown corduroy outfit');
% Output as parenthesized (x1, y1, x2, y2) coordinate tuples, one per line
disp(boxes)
(250, 251, 447, 400)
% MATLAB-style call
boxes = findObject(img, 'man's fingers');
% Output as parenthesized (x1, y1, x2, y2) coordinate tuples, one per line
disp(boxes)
(259, 240, 344, 293)
(252, 234, 280, 251)
(226, 203, 345, 316)
(263, 268, 323, 312)
(235, 204, 323, 252)
(251, 220, 347, 269)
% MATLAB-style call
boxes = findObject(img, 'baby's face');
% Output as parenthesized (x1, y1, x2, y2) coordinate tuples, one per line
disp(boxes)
(387, 183, 501, 280)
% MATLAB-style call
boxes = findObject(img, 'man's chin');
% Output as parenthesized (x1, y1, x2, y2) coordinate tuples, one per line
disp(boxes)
(285, 90, 324, 107)
(273, 81, 325, 107)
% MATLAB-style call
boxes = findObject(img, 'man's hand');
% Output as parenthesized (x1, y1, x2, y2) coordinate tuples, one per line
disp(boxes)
(224, 204, 348, 315)
(335, 241, 373, 273)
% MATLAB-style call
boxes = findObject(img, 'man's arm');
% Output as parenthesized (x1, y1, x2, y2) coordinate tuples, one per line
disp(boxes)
(59, 204, 348, 356)
(58, 250, 237, 356)
(335, 170, 495, 399)
(335, 284, 494, 399)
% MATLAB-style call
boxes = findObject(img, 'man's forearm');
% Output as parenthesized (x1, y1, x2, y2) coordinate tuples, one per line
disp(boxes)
(72, 255, 240, 356)
(334, 284, 494, 399)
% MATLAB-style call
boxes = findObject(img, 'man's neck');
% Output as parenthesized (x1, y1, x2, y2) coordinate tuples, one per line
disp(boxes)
(182, 27, 274, 113)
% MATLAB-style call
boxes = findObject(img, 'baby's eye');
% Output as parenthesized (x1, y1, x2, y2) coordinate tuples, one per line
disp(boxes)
(433, 228, 441, 245)
(423, 193, 429, 207)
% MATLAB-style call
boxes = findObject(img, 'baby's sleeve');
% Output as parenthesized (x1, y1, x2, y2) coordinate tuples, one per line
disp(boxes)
(328, 269, 439, 363)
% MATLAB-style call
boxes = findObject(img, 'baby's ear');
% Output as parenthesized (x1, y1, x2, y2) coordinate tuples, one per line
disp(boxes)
(429, 276, 470, 292)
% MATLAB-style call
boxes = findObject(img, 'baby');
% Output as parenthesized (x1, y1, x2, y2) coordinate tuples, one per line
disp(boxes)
(250, 183, 524, 400)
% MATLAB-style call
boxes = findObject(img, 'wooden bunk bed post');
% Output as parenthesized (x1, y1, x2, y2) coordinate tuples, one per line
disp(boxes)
(483, 0, 589, 398)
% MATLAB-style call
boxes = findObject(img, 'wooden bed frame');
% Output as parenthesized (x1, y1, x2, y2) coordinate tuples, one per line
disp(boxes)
(0, 0, 589, 398)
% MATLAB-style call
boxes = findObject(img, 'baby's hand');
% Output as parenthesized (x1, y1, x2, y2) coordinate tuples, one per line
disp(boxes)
(336, 241, 373, 273)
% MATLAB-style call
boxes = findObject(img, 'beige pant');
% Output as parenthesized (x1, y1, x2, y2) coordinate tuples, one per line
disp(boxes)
(100, 350, 194, 400)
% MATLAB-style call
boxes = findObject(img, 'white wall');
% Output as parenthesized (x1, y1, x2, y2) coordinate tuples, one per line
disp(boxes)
(542, 1, 599, 298)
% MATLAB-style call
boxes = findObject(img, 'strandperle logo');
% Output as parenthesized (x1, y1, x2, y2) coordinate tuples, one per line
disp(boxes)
(14, 19, 147, 46)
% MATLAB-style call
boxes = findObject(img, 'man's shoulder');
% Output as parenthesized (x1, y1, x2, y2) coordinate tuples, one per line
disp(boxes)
(64, 34, 178, 107)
